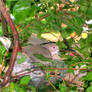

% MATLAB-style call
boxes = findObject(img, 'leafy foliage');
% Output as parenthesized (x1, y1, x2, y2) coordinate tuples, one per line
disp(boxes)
(59, 82, 66, 92)
(2, 82, 27, 92)
(0, 26, 2, 36)
(20, 76, 30, 85)
(0, 43, 7, 64)
(1, 0, 92, 91)
(17, 52, 27, 64)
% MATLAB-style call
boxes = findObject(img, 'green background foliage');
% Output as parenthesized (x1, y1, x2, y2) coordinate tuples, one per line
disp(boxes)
(1, 0, 92, 91)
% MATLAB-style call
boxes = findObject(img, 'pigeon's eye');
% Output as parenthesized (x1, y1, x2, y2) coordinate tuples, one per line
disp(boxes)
(53, 46, 55, 49)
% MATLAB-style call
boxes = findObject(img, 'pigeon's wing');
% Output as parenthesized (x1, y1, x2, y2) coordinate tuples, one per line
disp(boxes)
(29, 55, 52, 66)
(22, 45, 52, 59)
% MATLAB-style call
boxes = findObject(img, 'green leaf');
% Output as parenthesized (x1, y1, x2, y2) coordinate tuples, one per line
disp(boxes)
(59, 83, 66, 92)
(17, 53, 27, 64)
(78, 0, 88, 6)
(17, 56, 26, 64)
(87, 33, 92, 46)
(69, 90, 78, 92)
(31, 86, 36, 92)
(86, 7, 92, 17)
(61, 30, 69, 38)
(86, 72, 92, 81)
(13, 0, 36, 23)
(14, 83, 27, 92)
(1, 82, 27, 92)
(0, 26, 2, 36)
(1, 87, 10, 92)
(79, 6, 87, 12)
(20, 76, 30, 85)
(10, 82, 14, 92)
(17, 52, 22, 56)
(0, 45, 7, 64)
(46, 72, 50, 79)
(86, 85, 92, 92)
(33, 54, 50, 61)
(6, 0, 18, 1)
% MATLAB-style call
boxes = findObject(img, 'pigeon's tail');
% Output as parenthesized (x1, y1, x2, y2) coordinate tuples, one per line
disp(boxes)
(28, 33, 48, 45)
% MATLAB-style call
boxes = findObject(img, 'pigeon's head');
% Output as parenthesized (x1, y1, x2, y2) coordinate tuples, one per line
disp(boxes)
(43, 43, 59, 56)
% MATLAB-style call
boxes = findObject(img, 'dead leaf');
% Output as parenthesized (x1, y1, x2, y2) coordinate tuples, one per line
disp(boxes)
(70, 0, 75, 3)
(61, 23, 67, 28)
(41, 32, 63, 42)
(0, 36, 11, 50)
(63, 73, 84, 87)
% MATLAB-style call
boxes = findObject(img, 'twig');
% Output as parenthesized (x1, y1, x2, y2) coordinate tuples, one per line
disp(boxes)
(39, 14, 49, 21)
(47, 68, 92, 71)
(70, 73, 80, 84)
(0, 50, 8, 74)
(48, 79, 58, 91)
(74, 50, 85, 59)
(18, 24, 31, 33)
(9, 69, 45, 84)
(72, 62, 91, 66)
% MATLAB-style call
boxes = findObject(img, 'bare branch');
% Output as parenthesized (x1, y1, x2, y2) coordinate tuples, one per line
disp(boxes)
(0, 0, 21, 87)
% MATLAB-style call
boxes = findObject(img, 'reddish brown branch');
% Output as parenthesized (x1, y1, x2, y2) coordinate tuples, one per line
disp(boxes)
(47, 68, 92, 71)
(39, 14, 49, 21)
(18, 24, 31, 33)
(0, 0, 22, 87)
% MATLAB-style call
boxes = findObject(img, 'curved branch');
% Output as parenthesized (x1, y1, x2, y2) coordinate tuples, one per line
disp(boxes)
(0, 0, 22, 87)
